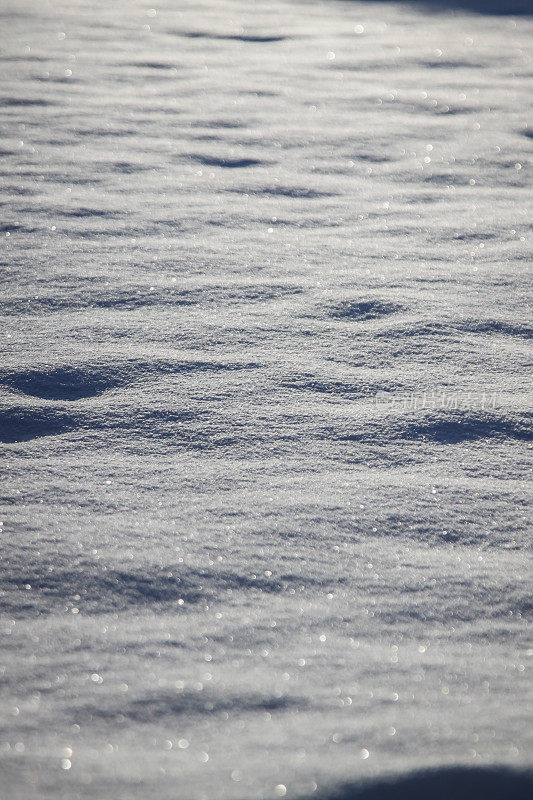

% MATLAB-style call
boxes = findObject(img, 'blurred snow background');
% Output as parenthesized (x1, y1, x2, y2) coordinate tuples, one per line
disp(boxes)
(0, 0, 532, 798)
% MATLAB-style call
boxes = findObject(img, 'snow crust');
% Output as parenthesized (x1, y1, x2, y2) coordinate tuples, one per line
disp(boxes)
(0, 0, 532, 798)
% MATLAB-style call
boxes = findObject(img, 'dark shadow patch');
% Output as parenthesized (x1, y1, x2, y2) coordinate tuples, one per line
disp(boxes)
(282, 376, 398, 400)
(85, 689, 307, 724)
(0, 366, 123, 401)
(32, 76, 79, 84)
(191, 120, 246, 129)
(459, 319, 533, 339)
(0, 283, 302, 315)
(0, 223, 40, 233)
(330, 61, 399, 73)
(0, 185, 35, 196)
(75, 128, 137, 138)
(418, 59, 486, 69)
(374, 321, 458, 339)
(0, 407, 80, 443)
(402, 412, 533, 444)
(226, 185, 337, 198)
(110, 161, 152, 174)
(451, 232, 499, 241)
(178, 31, 288, 42)
(338, 411, 532, 446)
(0, 55, 49, 62)
(351, 153, 392, 163)
(127, 62, 177, 70)
(60, 207, 124, 219)
(0, 554, 287, 617)
(0, 97, 53, 107)
(376, 319, 532, 340)
(240, 90, 279, 97)
(432, 105, 473, 115)
(0, 359, 259, 402)
(314, 766, 533, 800)
(0, 405, 215, 445)
(231, 285, 304, 302)
(337, 0, 532, 14)
(415, 0, 532, 13)
(421, 172, 473, 185)
(327, 300, 403, 321)
(188, 154, 267, 168)
(0, 559, 203, 613)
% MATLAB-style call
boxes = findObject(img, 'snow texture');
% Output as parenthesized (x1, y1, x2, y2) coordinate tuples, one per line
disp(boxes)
(0, 0, 532, 798)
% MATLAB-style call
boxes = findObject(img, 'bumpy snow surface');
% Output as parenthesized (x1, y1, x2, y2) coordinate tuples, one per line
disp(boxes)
(1, 0, 532, 798)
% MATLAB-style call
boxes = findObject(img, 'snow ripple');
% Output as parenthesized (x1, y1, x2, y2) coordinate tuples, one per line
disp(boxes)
(1, 0, 532, 798)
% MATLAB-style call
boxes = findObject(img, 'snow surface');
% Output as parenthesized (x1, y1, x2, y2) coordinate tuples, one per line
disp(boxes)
(0, 0, 532, 798)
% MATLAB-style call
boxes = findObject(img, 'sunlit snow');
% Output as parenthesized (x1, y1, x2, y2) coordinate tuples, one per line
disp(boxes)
(1, 0, 532, 798)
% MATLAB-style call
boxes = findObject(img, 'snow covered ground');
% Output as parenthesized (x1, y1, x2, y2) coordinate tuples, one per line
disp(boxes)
(0, 0, 532, 798)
